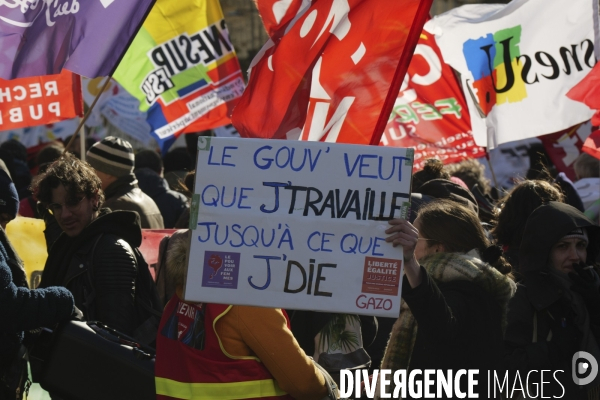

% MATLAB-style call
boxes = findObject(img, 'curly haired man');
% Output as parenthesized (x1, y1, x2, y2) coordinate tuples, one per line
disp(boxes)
(32, 153, 159, 341)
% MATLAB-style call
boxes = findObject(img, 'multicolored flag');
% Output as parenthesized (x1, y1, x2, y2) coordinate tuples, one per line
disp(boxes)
(428, 0, 599, 148)
(0, 70, 83, 130)
(0, 0, 155, 79)
(382, 28, 485, 169)
(232, 0, 433, 145)
(113, 0, 245, 151)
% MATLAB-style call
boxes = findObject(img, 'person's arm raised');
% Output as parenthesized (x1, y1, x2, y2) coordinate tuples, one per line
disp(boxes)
(385, 218, 422, 288)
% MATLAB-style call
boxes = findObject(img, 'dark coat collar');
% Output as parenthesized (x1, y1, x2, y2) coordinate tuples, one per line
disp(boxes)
(520, 271, 564, 311)
(104, 173, 139, 200)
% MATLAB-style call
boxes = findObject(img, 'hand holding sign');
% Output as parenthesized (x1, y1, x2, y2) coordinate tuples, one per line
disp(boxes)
(385, 219, 419, 258)
(386, 218, 422, 288)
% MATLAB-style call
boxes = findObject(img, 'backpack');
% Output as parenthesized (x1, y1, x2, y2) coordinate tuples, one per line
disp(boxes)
(84, 234, 163, 348)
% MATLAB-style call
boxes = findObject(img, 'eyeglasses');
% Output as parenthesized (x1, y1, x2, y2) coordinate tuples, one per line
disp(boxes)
(46, 196, 86, 215)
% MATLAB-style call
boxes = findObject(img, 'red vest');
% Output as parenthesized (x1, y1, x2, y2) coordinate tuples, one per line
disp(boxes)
(155, 295, 293, 400)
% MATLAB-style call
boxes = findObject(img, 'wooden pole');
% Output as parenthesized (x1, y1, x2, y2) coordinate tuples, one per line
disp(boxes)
(63, 76, 112, 155)
(485, 150, 500, 190)
(79, 121, 86, 162)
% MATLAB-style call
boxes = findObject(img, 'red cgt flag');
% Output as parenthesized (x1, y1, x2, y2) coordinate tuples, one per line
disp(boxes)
(382, 28, 485, 168)
(233, 0, 433, 145)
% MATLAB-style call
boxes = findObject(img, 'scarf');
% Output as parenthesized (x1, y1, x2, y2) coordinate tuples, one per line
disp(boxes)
(377, 251, 516, 398)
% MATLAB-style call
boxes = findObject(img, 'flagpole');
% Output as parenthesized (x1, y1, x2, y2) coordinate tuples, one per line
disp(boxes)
(79, 119, 86, 162)
(485, 150, 500, 190)
(63, 76, 112, 155)
(63, 0, 157, 156)
(368, 0, 434, 146)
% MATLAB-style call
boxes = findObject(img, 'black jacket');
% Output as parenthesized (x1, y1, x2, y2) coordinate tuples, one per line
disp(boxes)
(103, 173, 164, 229)
(0, 228, 73, 376)
(402, 267, 506, 398)
(504, 202, 600, 399)
(39, 210, 143, 335)
(134, 168, 188, 229)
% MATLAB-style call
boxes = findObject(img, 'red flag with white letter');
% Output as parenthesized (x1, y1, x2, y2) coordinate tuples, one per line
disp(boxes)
(0, 70, 83, 130)
(233, 0, 433, 144)
(382, 28, 485, 169)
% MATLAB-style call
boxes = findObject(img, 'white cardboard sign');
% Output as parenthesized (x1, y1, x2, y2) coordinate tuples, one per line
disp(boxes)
(184, 138, 413, 317)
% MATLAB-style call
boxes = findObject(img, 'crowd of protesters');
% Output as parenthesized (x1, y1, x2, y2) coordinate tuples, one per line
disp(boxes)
(1, 133, 600, 400)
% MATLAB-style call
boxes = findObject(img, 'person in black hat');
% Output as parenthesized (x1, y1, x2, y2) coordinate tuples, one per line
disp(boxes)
(0, 169, 74, 400)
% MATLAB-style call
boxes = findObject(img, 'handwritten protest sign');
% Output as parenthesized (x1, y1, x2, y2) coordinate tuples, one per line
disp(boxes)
(184, 138, 413, 317)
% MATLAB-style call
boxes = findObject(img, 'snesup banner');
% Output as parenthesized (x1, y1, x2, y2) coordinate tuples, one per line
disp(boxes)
(428, 0, 599, 148)
(0, 70, 83, 130)
(382, 28, 485, 170)
(114, 0, 244, 151)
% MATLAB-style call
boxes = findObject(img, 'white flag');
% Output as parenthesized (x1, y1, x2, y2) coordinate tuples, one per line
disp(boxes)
(427, 0, 599, 148)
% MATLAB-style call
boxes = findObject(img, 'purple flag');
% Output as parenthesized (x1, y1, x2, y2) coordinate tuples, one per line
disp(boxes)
(0, 0, 155, 79)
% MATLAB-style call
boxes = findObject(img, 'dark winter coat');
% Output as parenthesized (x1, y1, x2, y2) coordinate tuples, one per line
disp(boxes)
(39, 210, 143, 336)
(401, 269, 507, 398)
(0, 228, 73, 376)
(103, 173, 164, 229)
(134, 168, 188, 229)
(504, 201, 600, 399)
(380, 252, 516, 399)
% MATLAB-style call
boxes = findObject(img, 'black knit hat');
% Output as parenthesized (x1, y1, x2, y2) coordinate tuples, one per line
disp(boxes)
(86, 136, 135, 177)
